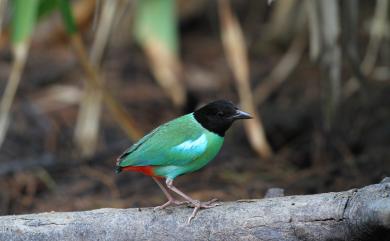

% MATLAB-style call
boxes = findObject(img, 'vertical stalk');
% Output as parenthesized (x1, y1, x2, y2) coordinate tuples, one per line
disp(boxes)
(306, 0, 341, 129)
(218, 0, 273, 159)
(74, 0, 119, 157)
(70, 34, 142, 141)
(134, 0, 186, 108)
(0, 43, 29, 146)
(0, 0, 38, 147)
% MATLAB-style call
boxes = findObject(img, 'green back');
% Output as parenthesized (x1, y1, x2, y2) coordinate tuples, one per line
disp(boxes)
(118, 113, 224, 179)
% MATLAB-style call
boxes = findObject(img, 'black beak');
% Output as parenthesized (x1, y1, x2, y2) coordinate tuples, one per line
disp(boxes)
(232, 110, 252, 119)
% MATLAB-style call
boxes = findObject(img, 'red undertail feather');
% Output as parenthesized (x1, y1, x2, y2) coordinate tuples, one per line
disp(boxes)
(121, 166, 157, 177)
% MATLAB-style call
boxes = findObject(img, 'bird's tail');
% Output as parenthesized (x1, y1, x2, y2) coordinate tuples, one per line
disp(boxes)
(115, 165, 122, 174)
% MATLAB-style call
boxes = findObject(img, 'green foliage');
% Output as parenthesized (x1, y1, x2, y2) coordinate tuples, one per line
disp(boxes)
(10, 0, 77, 44)
(134, 0, 178, 53)
(10, 0, 39, 44)
(57, 0, 77, 34)
(37, 0, 58, 19)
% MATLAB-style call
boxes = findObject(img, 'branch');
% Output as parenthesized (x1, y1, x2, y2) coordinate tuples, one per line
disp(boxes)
(1, 180, 390, 241)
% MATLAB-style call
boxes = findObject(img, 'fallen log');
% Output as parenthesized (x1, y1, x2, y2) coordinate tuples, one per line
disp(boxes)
(0, 179, 389, 241)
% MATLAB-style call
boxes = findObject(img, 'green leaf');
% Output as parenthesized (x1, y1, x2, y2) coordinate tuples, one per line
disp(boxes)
(57, 0, 77, 34)
(37, 0, 58, 19)
(10, 0, 39, 44)
(134, 0, 178, 53)
(37, 0, 78, 34)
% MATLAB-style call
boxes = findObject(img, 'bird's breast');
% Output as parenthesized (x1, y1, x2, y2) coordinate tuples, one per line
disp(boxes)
(189, 131, 224, 168)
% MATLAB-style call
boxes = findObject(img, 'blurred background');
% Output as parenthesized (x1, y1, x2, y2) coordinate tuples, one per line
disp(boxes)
(0, 0, 389, 215)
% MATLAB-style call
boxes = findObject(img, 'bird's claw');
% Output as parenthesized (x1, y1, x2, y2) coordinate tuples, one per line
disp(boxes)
(186, 198, 219, 208)
(203, 198, 219, 207)
(174, 200, 191, 205)
(153, 204, 167, 211)
(154, 199, 190, 211)
(154, 196, 220, 224)
(186, 198, 220, 224)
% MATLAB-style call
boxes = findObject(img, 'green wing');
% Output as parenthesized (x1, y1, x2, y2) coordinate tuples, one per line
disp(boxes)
(117, 114, 208, 167)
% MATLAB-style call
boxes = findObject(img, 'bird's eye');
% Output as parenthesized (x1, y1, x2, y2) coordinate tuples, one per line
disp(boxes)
(217, 111, 224, 117)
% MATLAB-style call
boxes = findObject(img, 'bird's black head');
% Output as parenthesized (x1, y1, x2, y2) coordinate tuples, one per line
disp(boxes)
(193, 100, 252, 137)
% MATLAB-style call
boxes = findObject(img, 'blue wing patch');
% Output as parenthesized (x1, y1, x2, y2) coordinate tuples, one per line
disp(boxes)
(171, 134, 208, 156)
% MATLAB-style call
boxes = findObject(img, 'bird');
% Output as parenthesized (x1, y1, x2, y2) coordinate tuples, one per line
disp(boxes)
(115, 100, 252, 223)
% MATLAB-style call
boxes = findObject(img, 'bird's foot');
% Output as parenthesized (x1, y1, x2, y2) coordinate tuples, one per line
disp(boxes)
(154, 199, 190, 210)
(186, 198, 219, 208)
(186, 198, 220, 224)
(202, 198, 219, 207)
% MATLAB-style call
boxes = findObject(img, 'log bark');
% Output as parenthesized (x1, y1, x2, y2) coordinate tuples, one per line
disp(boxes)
(1, 180, 389, 241)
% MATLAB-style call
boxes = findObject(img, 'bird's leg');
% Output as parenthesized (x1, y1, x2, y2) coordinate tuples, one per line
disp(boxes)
(165, 179, 219, 223)
(152, 177, 188, 210)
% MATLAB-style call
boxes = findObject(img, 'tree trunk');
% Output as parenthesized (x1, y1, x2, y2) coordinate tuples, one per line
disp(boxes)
(1, 179, 389, 241)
